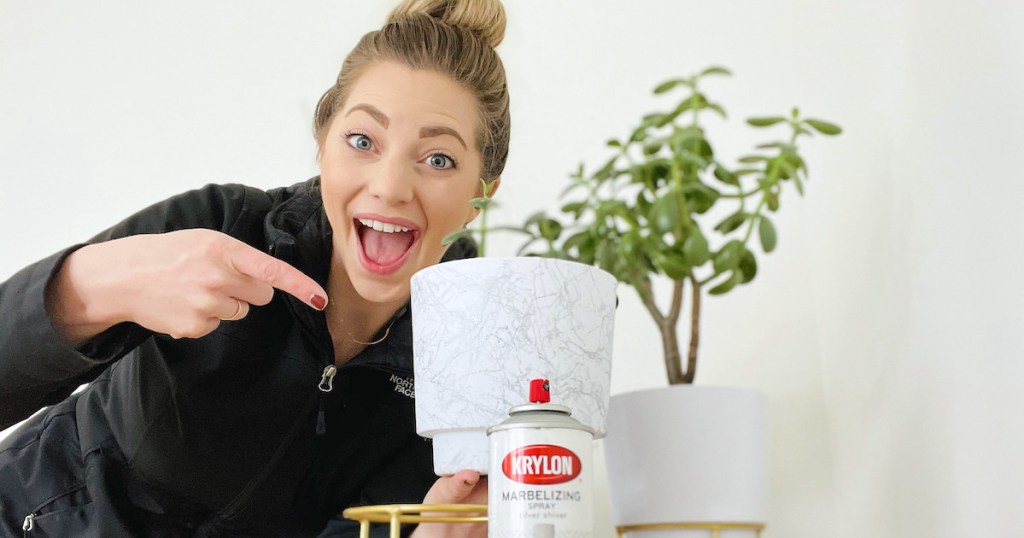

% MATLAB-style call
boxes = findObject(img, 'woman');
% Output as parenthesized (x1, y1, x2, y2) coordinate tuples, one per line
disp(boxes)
(0, 0, 507, 536)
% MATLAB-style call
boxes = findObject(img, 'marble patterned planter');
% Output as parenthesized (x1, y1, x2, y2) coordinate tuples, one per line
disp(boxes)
(411, 257, 617, 475)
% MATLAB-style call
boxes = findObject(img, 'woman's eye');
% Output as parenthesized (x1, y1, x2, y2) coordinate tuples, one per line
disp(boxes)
(346, 134, 373, 151)
(426, 153, 456, 170)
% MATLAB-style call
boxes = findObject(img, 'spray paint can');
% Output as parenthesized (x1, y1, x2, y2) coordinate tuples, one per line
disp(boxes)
(488, 379, 595, 538)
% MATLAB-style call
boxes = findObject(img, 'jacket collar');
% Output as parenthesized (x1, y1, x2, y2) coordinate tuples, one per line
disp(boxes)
(261, 177, 477, 376)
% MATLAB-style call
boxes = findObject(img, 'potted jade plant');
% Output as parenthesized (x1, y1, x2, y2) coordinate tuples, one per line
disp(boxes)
(514, 66, 841, 535)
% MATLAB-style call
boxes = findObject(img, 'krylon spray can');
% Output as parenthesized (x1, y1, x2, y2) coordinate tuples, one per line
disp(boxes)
(488, 379, 595, 538)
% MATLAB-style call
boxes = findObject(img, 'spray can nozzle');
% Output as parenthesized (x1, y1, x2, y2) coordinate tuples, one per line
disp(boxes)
(529, 379, 551, 403)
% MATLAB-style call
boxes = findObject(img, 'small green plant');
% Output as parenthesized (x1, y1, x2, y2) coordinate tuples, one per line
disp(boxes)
(442, 178, 501, 256)
(516, 66, 841, 384)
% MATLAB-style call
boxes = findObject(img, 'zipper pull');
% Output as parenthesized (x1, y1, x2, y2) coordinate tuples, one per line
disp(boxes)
(318, 365, 336, 393)
(23, 513, 35, 534)
(316, 408, 327, 435)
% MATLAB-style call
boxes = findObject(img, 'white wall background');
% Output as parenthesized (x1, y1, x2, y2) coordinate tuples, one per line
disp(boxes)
(3, 1, 1023, 536)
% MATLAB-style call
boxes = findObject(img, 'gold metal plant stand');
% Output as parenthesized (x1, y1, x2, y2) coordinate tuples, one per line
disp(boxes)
(342, 503, 487, 538)
(616, 522, 765, 537)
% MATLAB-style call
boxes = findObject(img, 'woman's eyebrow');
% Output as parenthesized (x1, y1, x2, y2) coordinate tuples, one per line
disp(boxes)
(345, 103, 466, 149)
(346, 103, 390, 127)
(420, 126, 467, 150)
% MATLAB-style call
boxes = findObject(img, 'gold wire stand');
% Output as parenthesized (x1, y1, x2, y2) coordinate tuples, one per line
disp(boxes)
(342, 503, 487, 538)
(616, 522, 765, 537)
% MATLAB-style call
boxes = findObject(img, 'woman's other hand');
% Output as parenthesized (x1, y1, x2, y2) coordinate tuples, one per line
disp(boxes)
(46, 229, 328, 344)
(410, 469, 487, 538)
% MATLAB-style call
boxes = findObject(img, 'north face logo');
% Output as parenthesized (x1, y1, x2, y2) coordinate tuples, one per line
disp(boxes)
(390, 374, 414, 398)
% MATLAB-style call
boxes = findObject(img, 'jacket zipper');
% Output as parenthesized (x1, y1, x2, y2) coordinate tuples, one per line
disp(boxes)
(23, 513, 35, 535)
(318, 365, 336, 392)
(316, 365, 336, 435)
(207, 303, 335, 524)
(277, 287, 335, 436)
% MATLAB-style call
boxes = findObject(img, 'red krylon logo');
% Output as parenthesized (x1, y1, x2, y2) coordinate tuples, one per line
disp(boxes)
(501, 444, 582, 485)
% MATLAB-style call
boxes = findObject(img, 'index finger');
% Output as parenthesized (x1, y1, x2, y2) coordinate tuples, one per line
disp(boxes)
(227, 239, 328, 311)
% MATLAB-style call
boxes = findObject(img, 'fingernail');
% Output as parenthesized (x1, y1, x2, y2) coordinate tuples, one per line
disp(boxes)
(310, 294, 327, 311)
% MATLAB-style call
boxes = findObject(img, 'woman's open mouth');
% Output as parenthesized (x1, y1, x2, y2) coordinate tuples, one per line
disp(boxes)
(354, 216, 420, 275)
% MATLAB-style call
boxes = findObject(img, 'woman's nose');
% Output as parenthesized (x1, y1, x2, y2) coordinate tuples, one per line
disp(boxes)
(367, 158, 414, 205)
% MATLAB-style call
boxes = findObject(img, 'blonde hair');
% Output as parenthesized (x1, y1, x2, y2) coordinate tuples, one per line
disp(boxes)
(314, 0, 510, 181)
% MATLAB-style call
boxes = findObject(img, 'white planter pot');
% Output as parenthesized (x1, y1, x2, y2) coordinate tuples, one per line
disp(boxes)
(604, 385, 768, 537)
(411, 257, 617, 475)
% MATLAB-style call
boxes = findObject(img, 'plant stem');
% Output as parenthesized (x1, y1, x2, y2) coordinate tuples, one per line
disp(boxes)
(743, 197, 767, 244)
(668, 279, 683, 322)
(636, 278, 688, 385)
(634, 279, 665, 325)
(487, 225, 535, 235)
(659, 318, 684, 385)
(685, 276, 702, 384)
(741, 158, 776, 245)
(719, 190, 760, 199)
(665, 279, 686, 384)
(480, 195, 488, 257)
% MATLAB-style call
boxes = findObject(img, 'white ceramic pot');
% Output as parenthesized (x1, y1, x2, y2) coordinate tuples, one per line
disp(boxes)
(604, 385, 768, 537)
(411, 257, 617, 475)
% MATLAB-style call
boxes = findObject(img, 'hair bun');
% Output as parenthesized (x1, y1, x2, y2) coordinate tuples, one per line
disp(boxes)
(387, 0, 506, 48)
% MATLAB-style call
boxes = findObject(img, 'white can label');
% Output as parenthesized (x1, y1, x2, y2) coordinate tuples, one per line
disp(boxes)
(488, 428, 593, 538)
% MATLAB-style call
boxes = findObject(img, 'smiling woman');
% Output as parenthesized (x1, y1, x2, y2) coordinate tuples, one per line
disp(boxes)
(320, 64, 489, 312)
(0, 1, 507, 537)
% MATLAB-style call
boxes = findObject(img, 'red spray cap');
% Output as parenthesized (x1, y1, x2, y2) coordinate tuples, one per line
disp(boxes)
(529, 379, 551, 403)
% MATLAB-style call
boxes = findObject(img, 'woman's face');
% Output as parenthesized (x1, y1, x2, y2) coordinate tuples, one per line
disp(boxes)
(319, 61, 487, 305)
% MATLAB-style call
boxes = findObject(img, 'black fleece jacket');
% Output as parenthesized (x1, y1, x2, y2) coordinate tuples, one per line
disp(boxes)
(0, 178, 472, 537)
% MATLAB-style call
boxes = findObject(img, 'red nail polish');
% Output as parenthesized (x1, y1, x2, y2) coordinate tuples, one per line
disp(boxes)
(310, 294, 327, 311)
